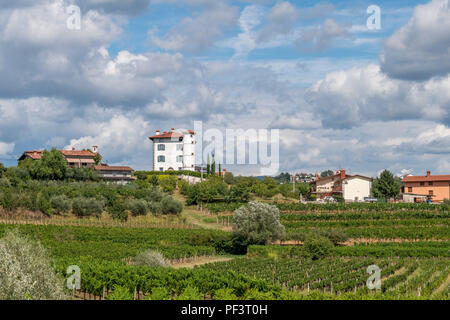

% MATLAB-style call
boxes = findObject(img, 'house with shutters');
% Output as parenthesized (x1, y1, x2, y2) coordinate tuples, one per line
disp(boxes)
(18, 146, 99, 168)
(149, 129, 196, 171)
(402, 171, 450, 203)
(312, 169, 374, 202)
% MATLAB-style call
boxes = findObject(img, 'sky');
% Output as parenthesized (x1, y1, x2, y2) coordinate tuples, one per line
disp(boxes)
(0, 0, 449, 177)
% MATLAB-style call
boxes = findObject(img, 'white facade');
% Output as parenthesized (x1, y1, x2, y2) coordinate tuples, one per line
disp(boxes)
(342, 176, 372, 202)
(150, 129, 196, 171)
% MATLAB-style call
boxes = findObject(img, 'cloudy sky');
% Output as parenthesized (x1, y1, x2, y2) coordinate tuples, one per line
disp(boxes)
(0, 0, 449, 177)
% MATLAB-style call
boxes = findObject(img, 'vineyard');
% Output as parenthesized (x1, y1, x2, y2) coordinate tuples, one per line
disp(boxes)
(0, 200, 448, 300)
(200, 256, 449, 298)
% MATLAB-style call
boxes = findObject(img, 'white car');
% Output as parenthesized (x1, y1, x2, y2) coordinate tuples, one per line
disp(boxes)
(323, 196, 337, 203)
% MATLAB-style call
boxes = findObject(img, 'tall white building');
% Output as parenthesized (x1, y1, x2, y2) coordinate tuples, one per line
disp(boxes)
(149, 128, 196, 171)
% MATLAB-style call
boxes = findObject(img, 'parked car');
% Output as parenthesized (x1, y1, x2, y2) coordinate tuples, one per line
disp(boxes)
(364, 197, 378, 203)
(323, 196, 337, 203)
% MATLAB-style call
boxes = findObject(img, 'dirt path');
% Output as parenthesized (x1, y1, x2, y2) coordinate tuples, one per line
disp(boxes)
(171, 256, 233, 269)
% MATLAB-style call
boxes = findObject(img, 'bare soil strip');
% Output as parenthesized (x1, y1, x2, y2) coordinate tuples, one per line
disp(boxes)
(171, 256, 233, 269)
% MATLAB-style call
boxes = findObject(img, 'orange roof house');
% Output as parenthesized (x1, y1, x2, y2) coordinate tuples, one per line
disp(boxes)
(312, 169, 374, 202)
(18, 147, 98, 168)
(402, 171, 450, 203)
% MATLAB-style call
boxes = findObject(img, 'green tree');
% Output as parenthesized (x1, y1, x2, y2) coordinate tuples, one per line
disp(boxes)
(148, 175, 159, 186)
(0, 163, 6, 178)
(0, 230, 67, 299)
(223, 171, 234, 184)
(206, 154, 211, 175)
(211, 154, 216, 176)
(233, 201, 285, 244)
(93, 153, 102, 165)
(320, 170, 334, 178)
(371, 169, 401, 200)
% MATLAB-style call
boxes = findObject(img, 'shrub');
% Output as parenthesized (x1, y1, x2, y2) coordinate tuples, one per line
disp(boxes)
(106, 285, 133, 300)
(131, 250, 170, 267)
(108, 200, 128, 222)
(158, 175, 177, 194)
(72, 197, 104, 218)
(243, 288, 274, 300)
(36, 192, 53, 215)
(233, 201, 285, 244)
(0, 178, 11, 187)
(303, 235, 334, 260)
(0, 230, 67, 300)
(318, 229, 348, 246)
(50, 195, 71, 214)
(126, 199, 148, 216)
(161, 197, 183, 215)
(0, 189, 18, 212)
(214, 288, 238, 300)
(145, 287, 170, 300)
(148, 175, 159, 187)
(176, 286, 202, 300)
(148, 201, 163, 215)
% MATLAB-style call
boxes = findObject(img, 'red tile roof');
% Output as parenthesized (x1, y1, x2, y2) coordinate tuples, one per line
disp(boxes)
(94, 165, 133, 172)
(149, 132, 184, 139)
(402, 175, 450, 182)
(59, 149, 96, 157)
(20, 149, 96, 160)
(23, 151, 44, 160)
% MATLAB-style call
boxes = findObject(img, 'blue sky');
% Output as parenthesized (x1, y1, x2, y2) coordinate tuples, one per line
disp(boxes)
(0, 0, 449, 177)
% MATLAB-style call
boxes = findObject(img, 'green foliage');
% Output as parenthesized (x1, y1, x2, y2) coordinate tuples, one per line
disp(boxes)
(145, 287, 170, 300)
(321, 170, 334, 178)
(72, 197, 104, 218)
(372, 170, 401, 200)
(303, 235, 334, 260)
(214, 288, 238, 300)
(0, 163, 6, 178)
(108, 200, 128, 222)
(0, 230, 67, 300)
(131, 250, 170, 267)
(176, 285, 203, 300)
(223, 171, 234, 184)
(149, 175, 159, 186)
(161, 197, 183, 215)
(126, 199, 148, 216)
(158, 175, 177, 194)
(233, 201, 285, 244)
(106, 285, 133, 300)
(36, 192, 52, 215)
(93, 153, 102, 166)
(50, 195, 71, 214)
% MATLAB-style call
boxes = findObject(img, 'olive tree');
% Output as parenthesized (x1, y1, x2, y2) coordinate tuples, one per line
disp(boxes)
(0, 230, 67, 300)
(232, 201, 285, 244)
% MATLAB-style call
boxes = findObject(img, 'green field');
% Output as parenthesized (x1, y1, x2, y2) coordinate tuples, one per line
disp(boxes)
(0, 200, 448, 300)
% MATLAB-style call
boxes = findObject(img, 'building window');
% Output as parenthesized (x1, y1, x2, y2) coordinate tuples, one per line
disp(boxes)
(176, 155, 183, 162)
(420, 182, 425, 186)
(177, 144, 183, 151)
(159, 167, 163, 171)
(408, 187, 413, 192)
(158, 155, 165, 162)
(158, 144, 165, 151)
(428, 182, 433, 186)
(178, 167, 182, 170)
(429, 190, 433, 195)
